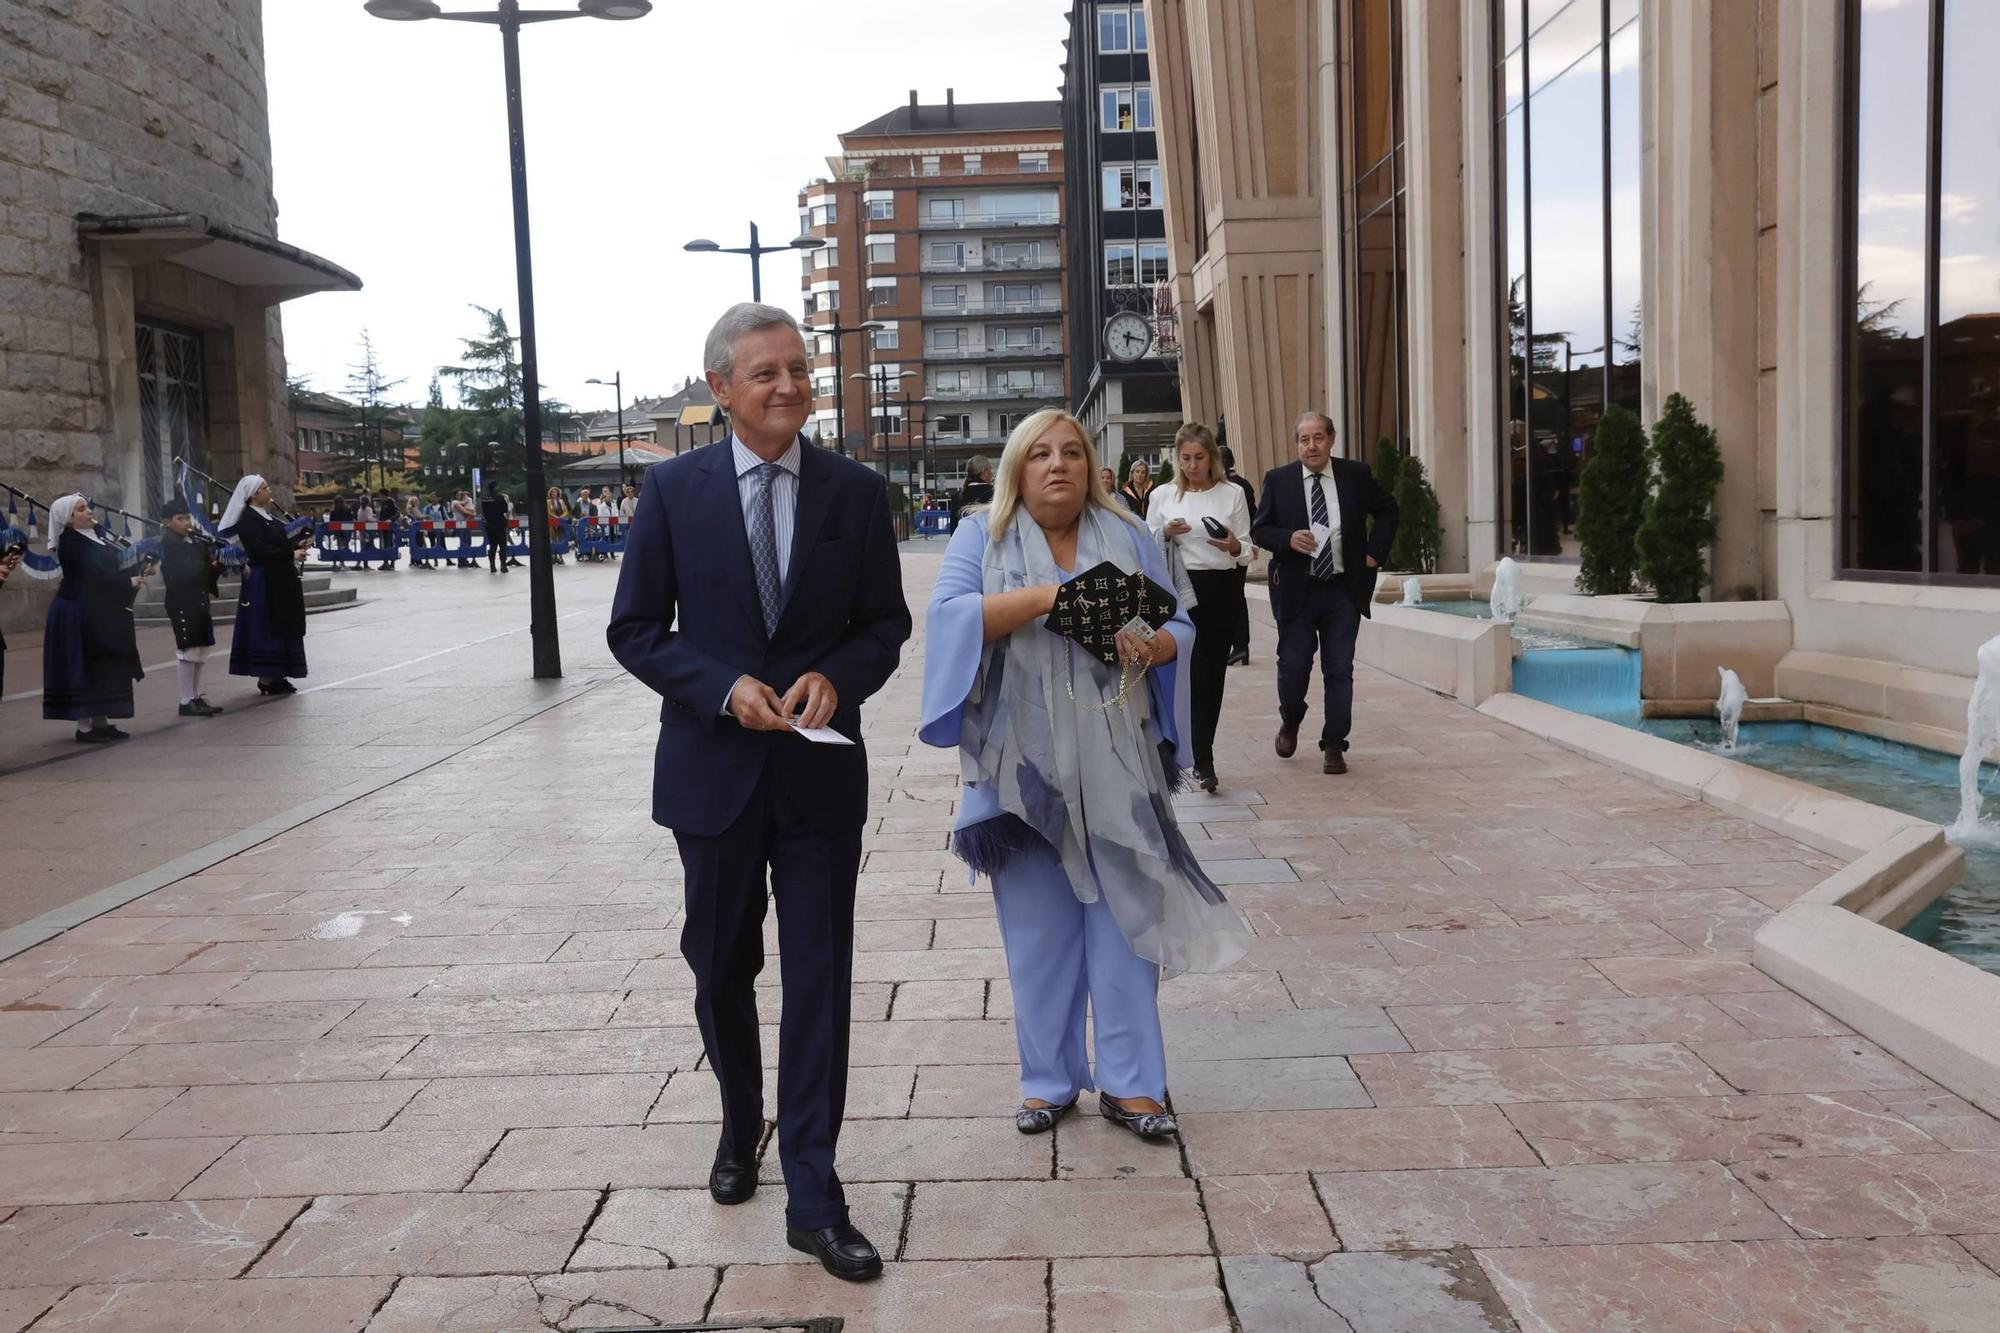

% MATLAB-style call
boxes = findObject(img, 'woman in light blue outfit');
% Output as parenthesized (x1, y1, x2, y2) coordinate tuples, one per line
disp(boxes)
(920, 408, 1249, 1142)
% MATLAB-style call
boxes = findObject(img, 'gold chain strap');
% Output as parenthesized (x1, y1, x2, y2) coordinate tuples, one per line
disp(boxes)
(1064, 640, 1142, 713)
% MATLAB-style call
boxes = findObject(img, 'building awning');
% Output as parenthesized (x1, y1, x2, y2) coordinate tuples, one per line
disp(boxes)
(77, 212, 362, 305)
(677, 405, 717, 426)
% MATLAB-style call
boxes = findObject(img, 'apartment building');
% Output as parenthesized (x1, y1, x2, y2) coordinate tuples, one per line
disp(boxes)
(798, 91, 1065, 491)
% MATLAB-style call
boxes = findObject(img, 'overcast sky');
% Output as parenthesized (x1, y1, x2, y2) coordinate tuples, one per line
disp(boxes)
(266, 1, 1074, 415)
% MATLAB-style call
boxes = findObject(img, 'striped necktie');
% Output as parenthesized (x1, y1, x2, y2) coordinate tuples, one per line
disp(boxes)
(1309, 472, 1337, 581)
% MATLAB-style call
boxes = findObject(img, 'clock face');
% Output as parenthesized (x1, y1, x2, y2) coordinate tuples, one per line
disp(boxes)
(1104, 312, 1153, 362)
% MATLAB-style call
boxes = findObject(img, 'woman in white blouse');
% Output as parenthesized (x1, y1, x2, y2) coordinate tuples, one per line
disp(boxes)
(1148, 422, 1253, 792)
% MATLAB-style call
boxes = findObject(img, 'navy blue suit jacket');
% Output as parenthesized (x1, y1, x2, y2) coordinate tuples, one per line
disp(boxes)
(607, 436, 912, 838)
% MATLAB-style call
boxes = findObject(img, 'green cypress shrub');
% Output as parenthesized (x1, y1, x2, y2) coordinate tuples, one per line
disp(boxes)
(1372, 437, 1405, 495)
(1635, 392, 1724, 603)
(1388, 455, 1443, 573)
(1573, 403, 1650, 595)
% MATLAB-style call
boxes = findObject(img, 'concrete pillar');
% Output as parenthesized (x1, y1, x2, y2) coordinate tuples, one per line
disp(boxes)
(1401, 0, 1469, 571)
(1642, 0, 1764, 599)
(1318, 0, 1350, 450)
(1457, 0, 1500, 565)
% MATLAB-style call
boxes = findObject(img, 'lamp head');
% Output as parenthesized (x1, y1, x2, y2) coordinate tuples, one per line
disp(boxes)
(790, 235, 827, 250)
(683, 239, 720, 253)
(362, 0, 441, 19)
(860, 320, 888, 332)
(585, 378, 606, 386)
(579, 0, 653, 15)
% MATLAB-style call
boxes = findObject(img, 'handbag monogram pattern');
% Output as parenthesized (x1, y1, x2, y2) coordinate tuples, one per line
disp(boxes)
(1047, 560, 1178, 668)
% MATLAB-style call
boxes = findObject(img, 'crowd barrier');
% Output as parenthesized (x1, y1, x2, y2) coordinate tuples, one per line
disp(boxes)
(915, 508, 952, 536)
(313, 516, 627, 565)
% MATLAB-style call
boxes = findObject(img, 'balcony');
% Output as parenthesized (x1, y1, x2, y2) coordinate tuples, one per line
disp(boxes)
(923, 342, 1064, 362)
(925, 383, 1061, 402)
(918, 210, 1061, 232)
(919, 254, 1063, 274)
(922, 297, 1063, 318)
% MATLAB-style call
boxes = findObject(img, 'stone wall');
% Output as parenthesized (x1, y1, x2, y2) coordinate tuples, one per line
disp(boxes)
(0, 0, 282, 505)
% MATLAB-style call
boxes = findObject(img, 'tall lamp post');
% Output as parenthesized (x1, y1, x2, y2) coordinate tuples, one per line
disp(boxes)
(585, 372, 629, 496)
(363, 0, 652, 679)
(807, 316, 883, 456)
(684, 223, 824, 302)
(850, 366, 916, 482)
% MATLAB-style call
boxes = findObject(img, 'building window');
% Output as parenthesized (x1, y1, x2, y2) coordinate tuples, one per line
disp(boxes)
(1100, 6, 1131, 52)
(933, 370, 966, 392)
(962, 154, 982, 175)
(872, 325, 899, 350)
(933, 413, 971, 437)
(1137, 242, 1170, 286)
(867, 195, 894, 220)
(992, 283, 1039, 308)
(1105, 242, 1138, 286)
(809, 201, 837, 227)
(1019, 152, 1049, 173)
(930, 283, 968, 309)
(1102, 87, 1153, 131)
(1133, 7, 1149, 51)
(927, 197, 964, 220)
(812, 243, 838, 270)
(866, 237, 896, 265)
(1101, 164, 1162, 209)
(1844, 0, 2000, 582)
(921, 155, 941, 176)
(929, 241, 965, 269)
(868, 280, 897, 309)
(1492, 0, 1642, 561)
(932, 328, 963, 351)
(135, 321, 206, 516)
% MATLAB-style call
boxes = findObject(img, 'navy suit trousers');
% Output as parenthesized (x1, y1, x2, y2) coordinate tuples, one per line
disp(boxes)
(674, 763, 863, 1232)
(1275, 577, 1361, 752)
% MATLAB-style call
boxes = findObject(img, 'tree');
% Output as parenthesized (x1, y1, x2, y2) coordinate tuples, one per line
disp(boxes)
(1372, 437, 1405, 496)
(441, 305, 529, 492)
(1388, 454, 1443, 573)
(345, 330, 405, 489)
(1635, 392, 1724, 603)
(1574, 403, 1650, 595)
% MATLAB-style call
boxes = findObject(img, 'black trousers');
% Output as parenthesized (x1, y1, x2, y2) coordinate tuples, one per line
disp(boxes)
(673, 770, 862, 1231)
(1276, 577, 1362, 752)
(1185, 568, 1245, 772)
(1231, 568, 1251, 657)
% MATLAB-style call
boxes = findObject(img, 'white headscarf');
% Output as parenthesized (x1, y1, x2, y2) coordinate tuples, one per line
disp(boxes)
(46, 494, 101, 550)
(219, 474, 267, 534)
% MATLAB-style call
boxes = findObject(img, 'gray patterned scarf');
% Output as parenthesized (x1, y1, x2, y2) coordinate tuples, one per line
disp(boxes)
(960, 504, 1249, 974)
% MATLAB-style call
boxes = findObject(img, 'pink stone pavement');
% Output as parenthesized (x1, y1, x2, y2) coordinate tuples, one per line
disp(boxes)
(2, 549, 1998, 1330)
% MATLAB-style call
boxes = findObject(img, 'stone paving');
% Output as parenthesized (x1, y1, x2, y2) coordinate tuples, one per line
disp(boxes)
(3, 550, 2000, 1330)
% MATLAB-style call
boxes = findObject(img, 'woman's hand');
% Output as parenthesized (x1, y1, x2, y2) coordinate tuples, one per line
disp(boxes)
(1208, 534, 1242, 557)
(1115, 626, 1175, 670)
(1163, 517, 1192, 538)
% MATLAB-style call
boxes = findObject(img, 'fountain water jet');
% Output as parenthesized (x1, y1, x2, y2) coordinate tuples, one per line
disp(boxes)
(1401, 577, 1423, 607)
(1489, 557, 1523, 623)
(1950, 635, 2000, 846)
(1716, 667, 1747, 752)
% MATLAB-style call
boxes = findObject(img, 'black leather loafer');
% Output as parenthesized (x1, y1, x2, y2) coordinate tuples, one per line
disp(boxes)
(787, 1223, 884, 1282)
(709, 1159, 756, 1205)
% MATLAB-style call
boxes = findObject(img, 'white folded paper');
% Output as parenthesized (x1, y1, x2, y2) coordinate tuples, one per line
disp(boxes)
(1309, 522, 1334, 554)
(789, 721, 856, 745)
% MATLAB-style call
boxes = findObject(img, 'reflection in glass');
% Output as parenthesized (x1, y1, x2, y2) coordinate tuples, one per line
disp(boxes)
(1607, 15, 1641, 414)
(1934, 0, 2000, 577)
(1847, 0, 1932, 574)
(1342, 0, 1408, 464)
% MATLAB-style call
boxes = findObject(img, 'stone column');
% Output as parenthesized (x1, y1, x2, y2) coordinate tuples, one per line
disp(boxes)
(1318, 0, 1351, 449)
(1401, 0, 1469, 571)
(1146, 0, 1223, 429)
(1457, 0, 1500, 564)
(1642, 0, 1764, 599)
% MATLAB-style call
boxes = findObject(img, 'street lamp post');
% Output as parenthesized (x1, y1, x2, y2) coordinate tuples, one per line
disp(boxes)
(585, 372, 628, 497)
(363, 0, 652, 679)
(808, 317, 884, 456)
(849, 366, 916, 482)
(683, 222, 824, 302)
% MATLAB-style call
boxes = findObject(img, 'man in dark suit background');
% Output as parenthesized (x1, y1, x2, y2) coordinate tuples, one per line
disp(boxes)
(607, 303, 911, 1282)
(1250, 411, 1398, 775)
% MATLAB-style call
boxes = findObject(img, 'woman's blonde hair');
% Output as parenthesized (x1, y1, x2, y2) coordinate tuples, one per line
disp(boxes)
(1170, 422, 1221, 496)
(982, 407, 1144, 539)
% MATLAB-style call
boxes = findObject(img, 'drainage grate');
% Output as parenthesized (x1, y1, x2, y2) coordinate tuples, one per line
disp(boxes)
(600, 1322, 842, 1333)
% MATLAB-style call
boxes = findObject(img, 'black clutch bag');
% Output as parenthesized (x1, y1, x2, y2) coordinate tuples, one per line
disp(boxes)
(1046, 560, 1177, 669)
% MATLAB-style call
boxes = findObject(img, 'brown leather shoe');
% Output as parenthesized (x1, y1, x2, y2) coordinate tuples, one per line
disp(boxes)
(1323, 749, 1347, 775)
(1275, 724, 1298, 759)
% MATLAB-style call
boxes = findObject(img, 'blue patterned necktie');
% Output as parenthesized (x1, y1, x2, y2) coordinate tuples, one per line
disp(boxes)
(1309, 472, 1337, 581)
(748, 462, 783, 635)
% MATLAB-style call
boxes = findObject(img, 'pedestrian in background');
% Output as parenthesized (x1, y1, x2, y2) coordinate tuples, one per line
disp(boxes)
(160, 499, 222, 717)
(41, 495, 147, 742)
(328, 492, 354, 555)
(546, 485, 570, 565)
(1118, 458, 1155, 518)
(222, 476, 310, 697)
(1221, 445, 1257, 666)
(953, 456, 994, 533)
(450, 489, 478, 567)
(482, 484, 510, 573)
(376, 492, 400, 571)
(1148, 423, 1251, 792)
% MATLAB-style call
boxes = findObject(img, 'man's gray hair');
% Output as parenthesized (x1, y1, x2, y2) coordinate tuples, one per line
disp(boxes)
(703, 302, 804, 378)
(965, 454, 992, 483)
(1294, 410, 1337, 438)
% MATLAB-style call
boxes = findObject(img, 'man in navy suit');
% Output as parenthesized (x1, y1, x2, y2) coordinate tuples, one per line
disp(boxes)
(608, 303, 911, 1281)
(1250, 411, 1398, 775)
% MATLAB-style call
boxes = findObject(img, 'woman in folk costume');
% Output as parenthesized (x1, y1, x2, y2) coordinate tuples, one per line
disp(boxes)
(919, 408, 1249, 1142)
(221, 475, 308, 696)
(41, 494, 147, 743)
(159, 498, 223, 717)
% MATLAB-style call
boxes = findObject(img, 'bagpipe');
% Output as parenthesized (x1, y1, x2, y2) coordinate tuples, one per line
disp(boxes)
(2, 481, 164, 581)
(173, 458, 315, 555)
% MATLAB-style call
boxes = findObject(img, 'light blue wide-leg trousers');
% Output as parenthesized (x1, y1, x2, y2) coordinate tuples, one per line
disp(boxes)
(990, 839, 1167, 1104)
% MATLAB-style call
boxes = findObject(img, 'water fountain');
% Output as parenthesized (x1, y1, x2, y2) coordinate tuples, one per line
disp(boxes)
(1950, 635, 2000, 846)
(1400, 576, 1423, 606)
(1717, 667, 1748, 752)
(1489, 557, 1524, 623)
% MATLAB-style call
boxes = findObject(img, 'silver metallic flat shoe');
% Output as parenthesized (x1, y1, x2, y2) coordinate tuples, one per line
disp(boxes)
(1015, 1098, 1077, 1134)
(1099, 1094, 1178, 1140)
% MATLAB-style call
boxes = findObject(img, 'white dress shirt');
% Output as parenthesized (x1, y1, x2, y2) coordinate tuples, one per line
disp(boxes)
(732, 433, 801, 584)
(1303, 463, 1344, 575)
(1147, 481, 1254, 570)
